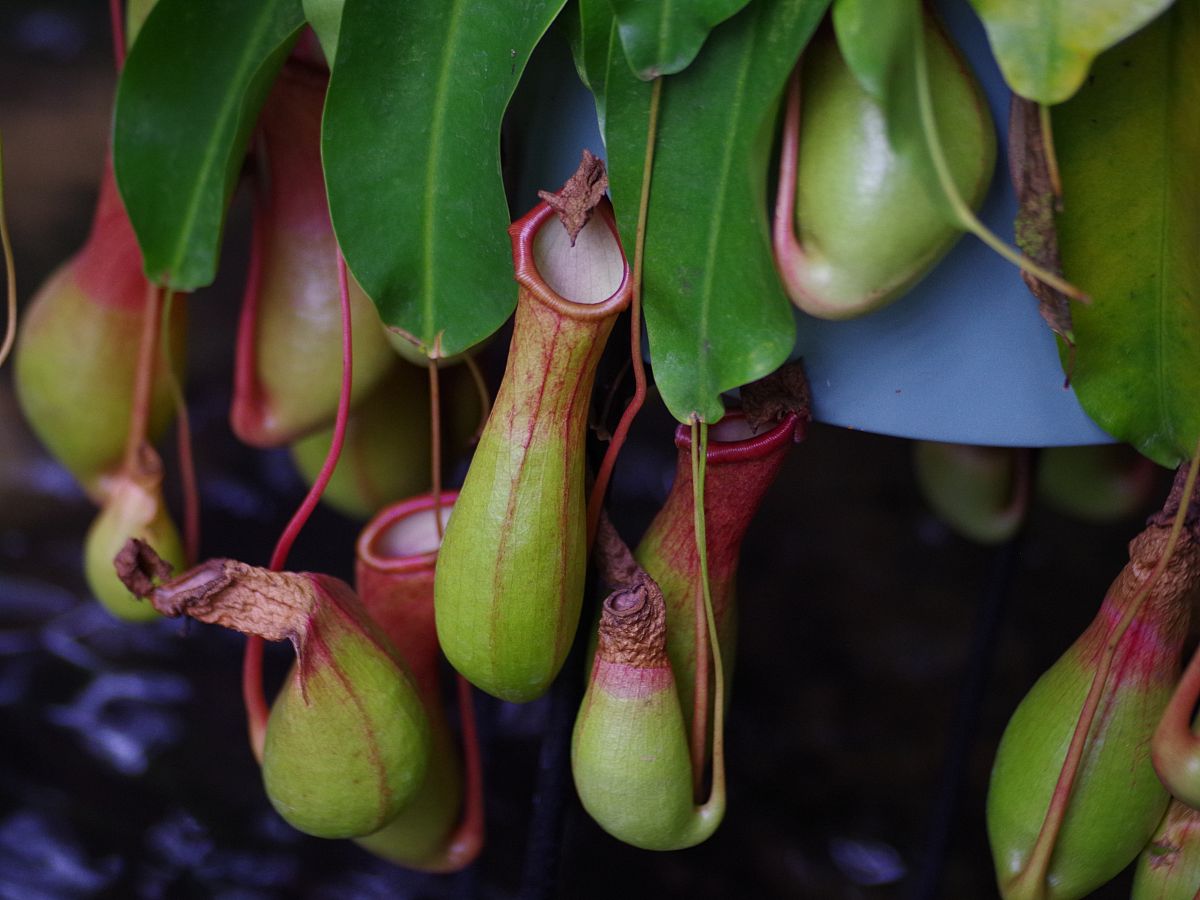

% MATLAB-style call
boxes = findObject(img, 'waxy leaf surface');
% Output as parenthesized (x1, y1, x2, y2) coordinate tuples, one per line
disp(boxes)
(322, 0, 565, 359)
(608, 0, 751, 79)
(113, 0, 305, 289)
(1054, 2, 1200, 467)
(582, 0, 827, 423)
(968, 0, 1175, 104)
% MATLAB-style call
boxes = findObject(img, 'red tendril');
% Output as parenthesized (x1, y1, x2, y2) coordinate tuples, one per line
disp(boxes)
(242, 252, 354, 761)
(109, 0, 126, 70)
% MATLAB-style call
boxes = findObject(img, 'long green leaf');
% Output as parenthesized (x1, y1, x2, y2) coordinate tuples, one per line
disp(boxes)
(969, 0, 1175, 104)
(590, 0, 827, 423)
(113, 0, 305, 290)
(1054, 1, 1200, 467)
(322, 0, 565, 360)
(572, 0, 653, 254)
(608, 0, 751, 79)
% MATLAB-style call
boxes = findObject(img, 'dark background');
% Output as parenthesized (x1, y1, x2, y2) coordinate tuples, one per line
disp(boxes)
(0, 4, 1171, 898)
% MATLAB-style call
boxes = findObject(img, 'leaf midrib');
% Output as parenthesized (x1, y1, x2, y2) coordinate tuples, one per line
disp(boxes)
(166, 3, 282, 284)
(656, 0, 673, 69)
(421, 0, 466, 348)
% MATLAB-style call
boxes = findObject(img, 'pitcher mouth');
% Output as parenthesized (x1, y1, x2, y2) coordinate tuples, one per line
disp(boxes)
(357, 491, 459, 573)
(673, 410, 803, 463)
(508, 198, 632, 321)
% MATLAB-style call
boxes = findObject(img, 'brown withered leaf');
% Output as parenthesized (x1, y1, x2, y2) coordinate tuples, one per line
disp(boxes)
(740, 360, 812, 433)
(537, 149, 608, 245)
(116, 540, 317, 643)
(114, 538, 175, 599)
(1009, 97, 1076, 377)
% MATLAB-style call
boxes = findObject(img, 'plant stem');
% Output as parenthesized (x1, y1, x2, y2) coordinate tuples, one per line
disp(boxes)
(122, 280, 163, 472)
(912, 27, 1087, 303)
(0, 134, 15, 369)
(1012, 438, 1200, 897)
(1038, 104, 1063, 202)
(442, 675, 485, 867)
(690, 418, 726, 819)
(585, 76, 662, 545)
(462, 352, 492, 444)
(267, 253, 353, 571)
(242, 636, 267, 764)
(244, 251, 354, 761)
(108, 0, 126, 70)
(429, 356, 444, 539)
(160, 290, 200, 565)
(691, 574, 710, 798)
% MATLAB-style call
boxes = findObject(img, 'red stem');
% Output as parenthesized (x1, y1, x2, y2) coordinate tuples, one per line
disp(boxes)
(585, 78, 662, 545)
(123, 281, 162, 471)
(243, 251, 355, 760)
(462, 353, 492, 445)
(161, 290, 201, 566)
(242, 636, 267, 764)
(175, 404, 200, 565)
(429, 358, 444, 540)
(586, 289, 647, 546)
(439, 675, 485, 869)
(109, 0, 126, 70)
(267, 254, 353, 570)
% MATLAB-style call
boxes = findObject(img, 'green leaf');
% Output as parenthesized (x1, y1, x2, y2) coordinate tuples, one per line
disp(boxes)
(125, 0, 161, 48)
(302, 0, 343, 64)
(968, 0, 1175, 104)
(592, 0, 827, 423)
(322, 0, 566, 359)
(113, 0, 305, 290)
(572, 0, 653, 253)
(1054, 1, 1200, 467)
(608, 0, 752, 79)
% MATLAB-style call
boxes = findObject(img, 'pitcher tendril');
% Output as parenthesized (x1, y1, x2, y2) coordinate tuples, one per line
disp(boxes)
(428, 356, 443, 540)
(689, 417, 727, 816)
(161, 289, 199, 565)
(912, 21, 1087, 304)
(243, 250, 355, 761)
(1037, 104, 1063, 202)
(0, 134, 15, 369)
(586, 76, 662, 545)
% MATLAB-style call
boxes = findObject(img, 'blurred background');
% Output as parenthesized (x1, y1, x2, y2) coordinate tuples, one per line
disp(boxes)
(0, 3, 1172, 898)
